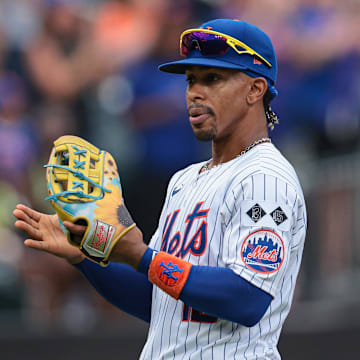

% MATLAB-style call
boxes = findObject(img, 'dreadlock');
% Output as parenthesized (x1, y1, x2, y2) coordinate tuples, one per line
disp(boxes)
(263, 90, 279, 131)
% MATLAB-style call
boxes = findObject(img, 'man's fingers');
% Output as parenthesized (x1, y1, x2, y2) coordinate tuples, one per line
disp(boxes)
(63, 221, 87, 235)
(15, 204, 41, 222)
(13, 208, 40, 230)
(14, 220, 42, 241)
(24, 239, 48, 252)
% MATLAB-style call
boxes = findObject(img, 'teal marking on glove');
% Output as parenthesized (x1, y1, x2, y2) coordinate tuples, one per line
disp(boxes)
(72, 146, 87, 157)
(44, 164, 112, 202)
(72, 181, 84, 190)
(45, 190, 104, 201)
(73, 160, 86, 169)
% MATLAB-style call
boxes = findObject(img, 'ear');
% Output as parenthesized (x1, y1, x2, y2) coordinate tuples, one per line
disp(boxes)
(247, 77, 268, 105)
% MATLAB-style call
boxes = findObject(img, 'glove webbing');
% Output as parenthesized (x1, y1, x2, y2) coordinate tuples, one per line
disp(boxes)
(45, 163, 112, 201)
(45, 142, 112, 202)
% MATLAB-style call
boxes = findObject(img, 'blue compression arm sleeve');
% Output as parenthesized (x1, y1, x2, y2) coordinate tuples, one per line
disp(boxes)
(181, 266, 272, 327)
(75, 259, 153, 322)
(138, 248, 272, 327)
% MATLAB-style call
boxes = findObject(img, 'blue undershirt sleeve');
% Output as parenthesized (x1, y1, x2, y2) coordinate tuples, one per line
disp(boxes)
(75, 258, 153, 323)
(137, 248, 272, 326)
(180, 265, 273, 327)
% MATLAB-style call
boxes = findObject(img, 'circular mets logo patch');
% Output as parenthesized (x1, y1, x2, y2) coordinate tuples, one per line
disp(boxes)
(241, 229, 284, 274)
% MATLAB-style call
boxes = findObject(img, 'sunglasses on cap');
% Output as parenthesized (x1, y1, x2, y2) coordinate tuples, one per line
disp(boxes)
(180, 28, 272, 68)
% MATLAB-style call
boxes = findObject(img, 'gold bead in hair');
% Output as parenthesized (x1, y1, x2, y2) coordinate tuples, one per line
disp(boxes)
(265, 105, 279, 131)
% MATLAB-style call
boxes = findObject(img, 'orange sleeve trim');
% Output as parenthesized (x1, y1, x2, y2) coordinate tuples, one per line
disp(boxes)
(148, 252, 192, 300)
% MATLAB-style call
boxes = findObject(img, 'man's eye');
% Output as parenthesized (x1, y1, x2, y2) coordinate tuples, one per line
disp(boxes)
(206, 74, 220, 82)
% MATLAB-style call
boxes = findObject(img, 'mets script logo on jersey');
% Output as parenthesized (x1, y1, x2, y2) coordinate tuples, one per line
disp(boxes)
(241, 229, 284, 274)
(161, 202, 209, 258)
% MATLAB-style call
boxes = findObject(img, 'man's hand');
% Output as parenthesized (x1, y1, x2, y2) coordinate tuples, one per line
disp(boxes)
(13, 204, 85, 265)
(14, 203, 147, 269)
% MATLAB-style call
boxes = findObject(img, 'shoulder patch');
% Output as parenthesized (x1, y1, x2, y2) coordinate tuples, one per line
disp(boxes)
(241, 229, 284, 274)
(246, 203, 266, 223)
(270, 207, 288, 226)
(241, 200, 292, 231)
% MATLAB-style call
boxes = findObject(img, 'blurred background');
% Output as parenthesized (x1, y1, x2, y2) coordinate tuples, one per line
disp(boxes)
(0, 0, 359, 359)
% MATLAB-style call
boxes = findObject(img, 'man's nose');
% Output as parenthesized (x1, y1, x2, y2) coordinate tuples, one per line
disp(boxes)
(186, 83, 206, 103)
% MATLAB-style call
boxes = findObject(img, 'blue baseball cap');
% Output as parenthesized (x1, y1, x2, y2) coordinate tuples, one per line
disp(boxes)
(159, 19, 278, 100)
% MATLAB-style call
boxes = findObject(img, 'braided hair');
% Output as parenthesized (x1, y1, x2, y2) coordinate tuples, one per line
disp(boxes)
(263, 90, 279, 131)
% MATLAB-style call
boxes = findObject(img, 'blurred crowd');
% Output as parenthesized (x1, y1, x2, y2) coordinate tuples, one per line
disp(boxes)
(0, 0, 359, 333)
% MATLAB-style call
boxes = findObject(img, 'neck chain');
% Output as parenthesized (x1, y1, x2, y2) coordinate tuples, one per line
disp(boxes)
(201, 137, 271, 172)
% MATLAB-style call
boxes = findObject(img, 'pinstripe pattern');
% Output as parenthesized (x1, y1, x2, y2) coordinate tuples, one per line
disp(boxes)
(139, 143, 306, 360)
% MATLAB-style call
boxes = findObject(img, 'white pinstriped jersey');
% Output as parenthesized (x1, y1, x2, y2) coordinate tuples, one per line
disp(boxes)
(139, 143, 307, 360)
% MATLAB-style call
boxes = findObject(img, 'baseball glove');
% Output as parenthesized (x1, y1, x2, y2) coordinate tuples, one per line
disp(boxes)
(45, 135, 136, 266)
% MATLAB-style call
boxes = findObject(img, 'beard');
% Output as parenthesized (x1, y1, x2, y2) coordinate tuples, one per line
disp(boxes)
(192, 127, 217, 141)
(191, 118, 217, 142)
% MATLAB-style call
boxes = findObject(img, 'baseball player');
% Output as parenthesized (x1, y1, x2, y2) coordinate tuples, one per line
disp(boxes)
(14, 19, 306, 359)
